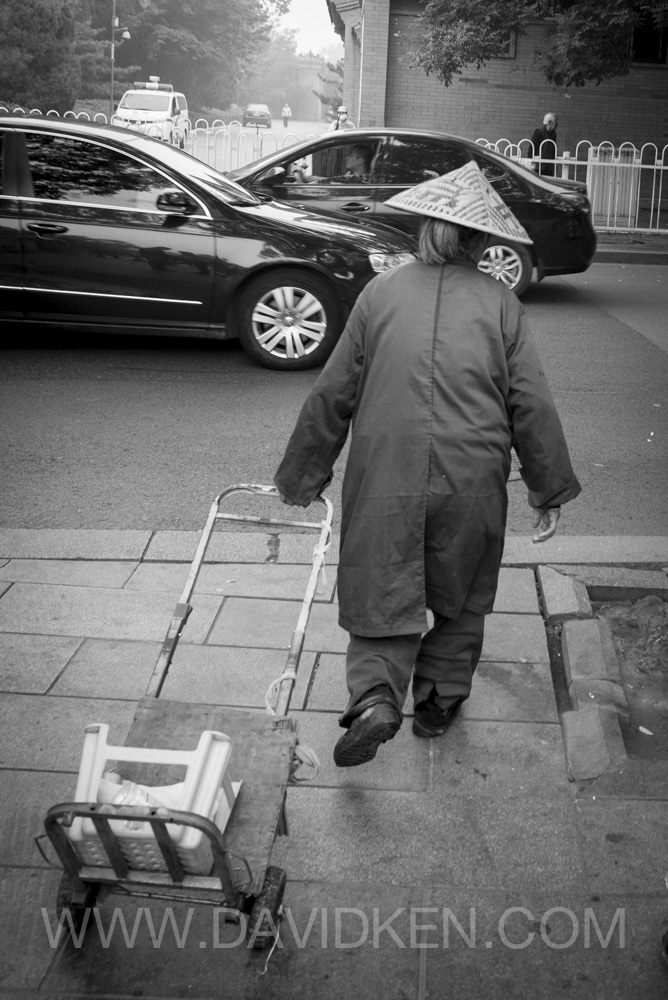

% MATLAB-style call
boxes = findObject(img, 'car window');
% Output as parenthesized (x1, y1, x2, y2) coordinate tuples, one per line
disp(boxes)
(376, 138, 468, 184)
(22, 132, 175, 210)
(282, 140, 379, 184)
(119, 93, 171, 111)
(471, 152, 528, 198)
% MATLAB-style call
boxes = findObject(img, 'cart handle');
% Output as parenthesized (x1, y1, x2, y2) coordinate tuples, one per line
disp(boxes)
(144, 485, 333, 700)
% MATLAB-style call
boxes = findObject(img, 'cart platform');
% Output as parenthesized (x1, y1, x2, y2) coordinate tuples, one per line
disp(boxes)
(124, 697, 299, 895)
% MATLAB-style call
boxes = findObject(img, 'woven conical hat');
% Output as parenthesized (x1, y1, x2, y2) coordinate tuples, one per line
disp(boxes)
(385, 160, 532, 245)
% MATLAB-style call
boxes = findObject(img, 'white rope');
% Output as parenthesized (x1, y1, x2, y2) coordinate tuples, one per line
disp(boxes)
(313, 525, 332, 593)
(289, 742, 321, 783)
(264, 668, 296, 715)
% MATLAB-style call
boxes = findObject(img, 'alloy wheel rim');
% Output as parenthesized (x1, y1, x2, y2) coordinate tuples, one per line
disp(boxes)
(251, 285, 327, 359)
(478, 246, 522, 289)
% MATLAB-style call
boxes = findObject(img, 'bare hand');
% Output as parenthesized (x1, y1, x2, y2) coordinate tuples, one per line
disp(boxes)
(531, 506, 560, 543)
(278, 492, 297, 506)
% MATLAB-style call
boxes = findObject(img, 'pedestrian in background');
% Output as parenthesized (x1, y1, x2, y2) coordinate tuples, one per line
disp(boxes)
(282, 104, 292, 129)
(274, 161, 581, 768)
(329, 105, 356, 131)
(531, 112, 558, 176)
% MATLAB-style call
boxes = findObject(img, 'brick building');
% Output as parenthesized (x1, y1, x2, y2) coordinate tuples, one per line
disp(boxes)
(325, 0, 668, 154)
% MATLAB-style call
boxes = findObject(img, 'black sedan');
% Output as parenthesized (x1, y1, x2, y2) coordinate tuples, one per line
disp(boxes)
(228, 127, 597, 297)
(0, 117, 416, 370)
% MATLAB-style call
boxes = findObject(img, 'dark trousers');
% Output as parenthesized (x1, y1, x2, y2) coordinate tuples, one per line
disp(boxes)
(340, 610, 485, 725)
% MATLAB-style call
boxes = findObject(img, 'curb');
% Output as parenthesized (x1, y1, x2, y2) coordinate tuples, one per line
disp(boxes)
(538, 564, 668, 781)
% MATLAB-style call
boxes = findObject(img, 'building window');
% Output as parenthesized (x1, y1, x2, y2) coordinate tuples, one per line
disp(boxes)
(631, 10, 668, 64)
(495, 30, 517, 59)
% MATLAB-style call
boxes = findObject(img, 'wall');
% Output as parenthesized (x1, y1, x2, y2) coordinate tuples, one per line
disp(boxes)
(328, 0, 668, 153)
(386, 10, 668, 154)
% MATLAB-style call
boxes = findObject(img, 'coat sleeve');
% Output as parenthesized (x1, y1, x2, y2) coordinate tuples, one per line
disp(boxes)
(502, 297, 582, 509)
(273, 284, 369, 506)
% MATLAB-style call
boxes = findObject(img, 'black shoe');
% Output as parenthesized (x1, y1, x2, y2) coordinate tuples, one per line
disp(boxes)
(333, 702, 402, 767)
(412, 696, 462, 738)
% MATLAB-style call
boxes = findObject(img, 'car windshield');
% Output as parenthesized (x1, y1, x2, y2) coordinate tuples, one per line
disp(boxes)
(247, 105, 269, 113)
(120, 93, 171, 111)
(126, 136, 261, 206)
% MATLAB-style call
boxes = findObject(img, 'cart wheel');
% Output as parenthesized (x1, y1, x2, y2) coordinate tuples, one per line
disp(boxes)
(661, 915, 668, 970)
(247, 865, 287, 950)
(56, 873, 100, 934)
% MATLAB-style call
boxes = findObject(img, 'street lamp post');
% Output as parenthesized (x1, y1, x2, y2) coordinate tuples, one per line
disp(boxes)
(110, 0, 131, 120)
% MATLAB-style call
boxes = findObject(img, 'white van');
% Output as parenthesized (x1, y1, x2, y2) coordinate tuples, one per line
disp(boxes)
(112, 77, 189, 146)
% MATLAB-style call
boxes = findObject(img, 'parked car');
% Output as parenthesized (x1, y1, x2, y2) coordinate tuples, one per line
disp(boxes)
(242, 104, 272, 129)
(112, 77, 189, 148)
(228, 127, 597, 296)
(0, 117, 416, 371)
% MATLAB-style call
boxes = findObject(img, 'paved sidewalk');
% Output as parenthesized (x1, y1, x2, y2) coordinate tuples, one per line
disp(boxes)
(0, 528, 667, 999)
(594, 231, 668, 265)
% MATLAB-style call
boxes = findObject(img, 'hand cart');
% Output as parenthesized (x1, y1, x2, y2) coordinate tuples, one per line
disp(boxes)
(40, 484, 333, 951)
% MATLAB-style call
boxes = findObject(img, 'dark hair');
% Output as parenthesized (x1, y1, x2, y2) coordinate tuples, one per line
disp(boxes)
(348, 144, 372, 171)
(418, 218, 486, 267)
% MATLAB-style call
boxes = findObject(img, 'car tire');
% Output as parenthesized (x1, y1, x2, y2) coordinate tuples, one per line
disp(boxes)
(235, 269, 341, 371)
(477, 241, 533, 297)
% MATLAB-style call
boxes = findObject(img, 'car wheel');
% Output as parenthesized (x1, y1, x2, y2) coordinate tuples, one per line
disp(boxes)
(236, 269, 341, 371)
(477, 241, 533, 297)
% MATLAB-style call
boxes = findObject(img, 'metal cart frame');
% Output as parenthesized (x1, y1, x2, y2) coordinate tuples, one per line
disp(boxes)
(40, 484, 333, 949)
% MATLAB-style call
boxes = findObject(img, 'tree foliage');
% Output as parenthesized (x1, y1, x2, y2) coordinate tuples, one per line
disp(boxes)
(0, 0, 79, 113)
(101, 0, 291, 111)
(313, 58, 343, 120)
(415, 0, 668, 88)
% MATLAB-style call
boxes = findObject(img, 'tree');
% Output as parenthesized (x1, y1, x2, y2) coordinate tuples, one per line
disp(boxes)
(414, 0, 668, 88)
(313, 57, 343, 121)
(0, 0, 79, 113)
(103, 0, 290, 112)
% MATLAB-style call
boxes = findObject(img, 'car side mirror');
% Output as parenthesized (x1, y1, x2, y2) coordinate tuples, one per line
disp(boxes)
(258, 166, 287, 187)
(156, 189, 198, 215)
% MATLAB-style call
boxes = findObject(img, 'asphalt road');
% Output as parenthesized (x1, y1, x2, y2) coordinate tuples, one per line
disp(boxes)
(1, 263, 667, 536)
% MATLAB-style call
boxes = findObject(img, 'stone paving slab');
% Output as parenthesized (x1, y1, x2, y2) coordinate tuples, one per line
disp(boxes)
(207, 598, 347, 653)
(481, 614, 550, 663)
(463, 661, 559, 723)
(493, 568, 540, 613)
(0, 770, 75, 867)
(0, 559, 138, 589)
(536, 565, 592, 621)
(502, 536, 668, 566)
(49, 638, 159, 701)
(145, 530, 337, 565)
(0, 694, 136, 770)
(0, 583, 222, 644)
(0, 529, 151, 560)
(0, 867, 63, 993)
(125, 560, 337, 602)
(42, 882, 423, 1000)
(161, 644, 315, 711)
(207, 603, 550, 662)
(292, 710, 430, 792)
(429, 721, 570, 799)
(304, 654, 558, 723)
(271, 787, 583, 892)
(574, 797, 668, 895)
(553, 564, 668, 600)
(420, 889, 668, 1000)
(0, 633, 83, 694)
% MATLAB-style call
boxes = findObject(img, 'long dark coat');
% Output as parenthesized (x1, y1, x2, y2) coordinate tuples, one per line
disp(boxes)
(275, 261, 581, 637)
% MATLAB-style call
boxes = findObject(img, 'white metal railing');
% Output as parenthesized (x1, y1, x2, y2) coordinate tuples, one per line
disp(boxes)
(3, 107, 666, 233)
(0, 105, 304, 173)
(477, 136, 668, 233)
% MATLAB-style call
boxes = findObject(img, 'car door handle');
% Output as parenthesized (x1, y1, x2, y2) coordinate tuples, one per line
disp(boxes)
(341, 203, 371, 213)
(26, 223, 69, 235)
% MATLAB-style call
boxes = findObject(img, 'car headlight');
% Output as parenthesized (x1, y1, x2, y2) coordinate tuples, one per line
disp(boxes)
(368, 252, 416, 273)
